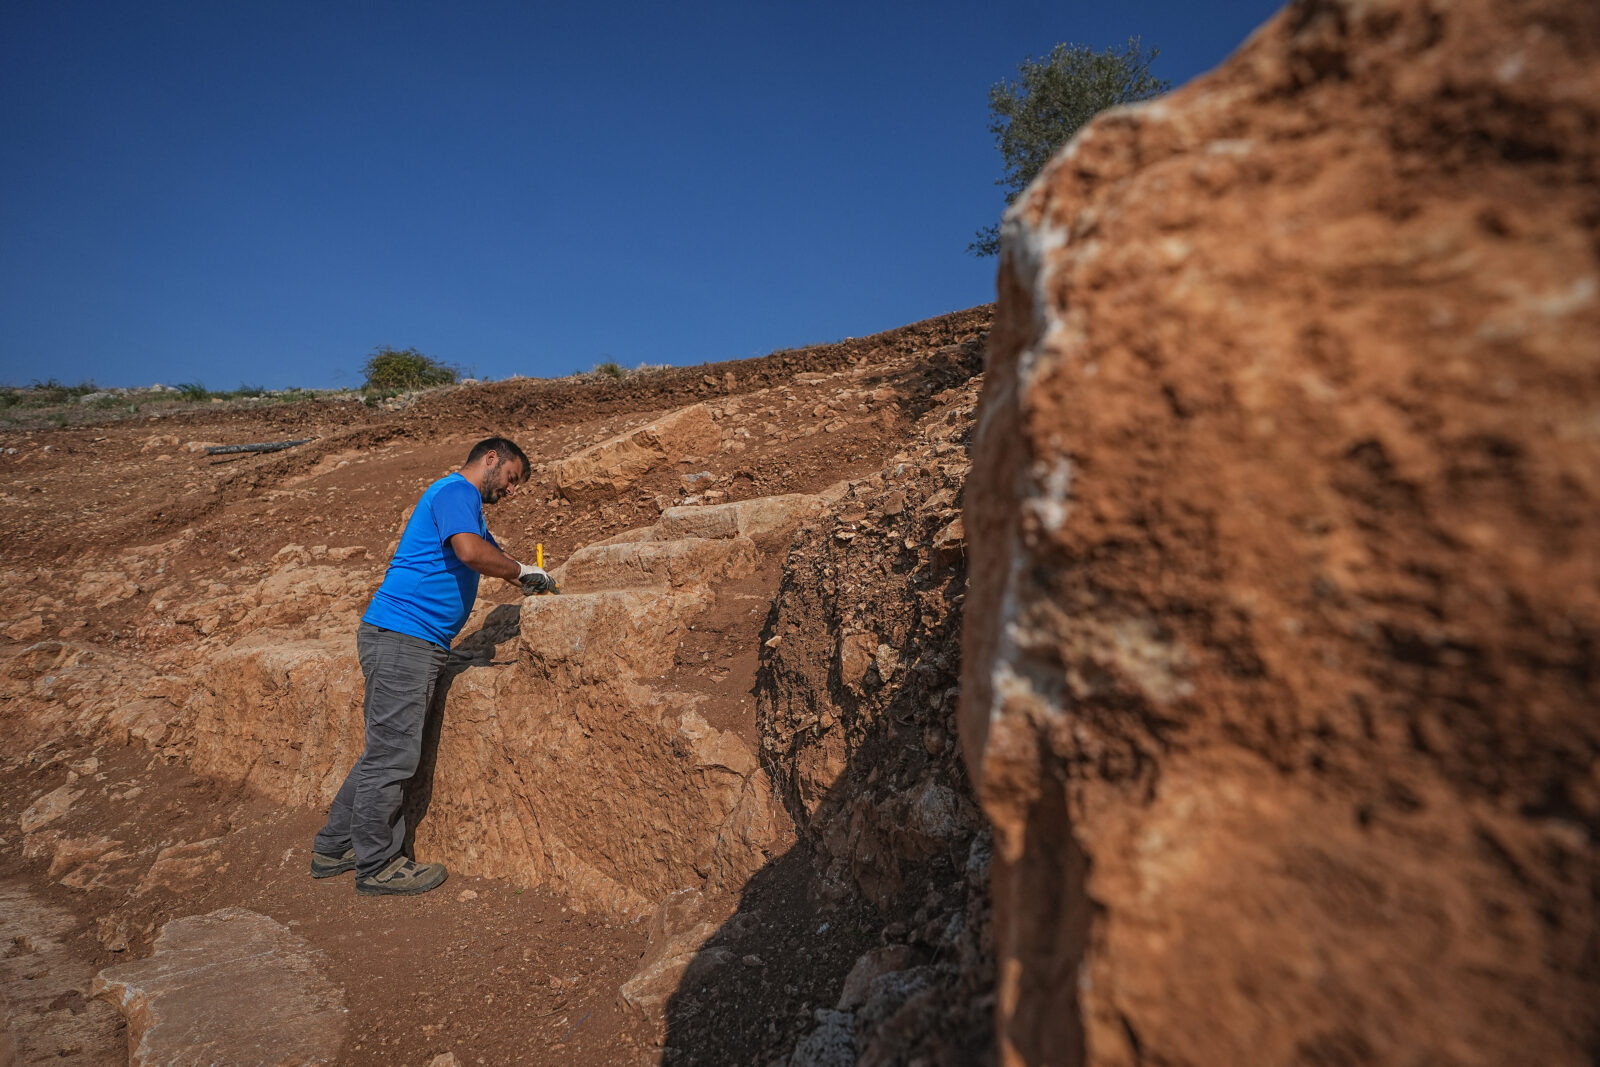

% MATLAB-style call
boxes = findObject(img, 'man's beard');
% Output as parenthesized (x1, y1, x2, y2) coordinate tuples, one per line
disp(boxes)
(480, 459, 507, 504)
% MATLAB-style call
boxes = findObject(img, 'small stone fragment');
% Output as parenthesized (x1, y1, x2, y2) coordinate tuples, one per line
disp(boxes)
(5, 615, 43, 641)
(19, 784, 82, 833)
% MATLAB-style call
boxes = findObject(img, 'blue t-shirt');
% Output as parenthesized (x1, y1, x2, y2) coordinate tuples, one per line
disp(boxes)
(363, 473, 497, 648)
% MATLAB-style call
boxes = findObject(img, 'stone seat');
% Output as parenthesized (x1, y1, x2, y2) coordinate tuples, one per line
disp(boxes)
(519, 587, 713, 683)
(597, 485, 851, 548)
(655, 493, 834, 541)
(552, 535, 759, 594)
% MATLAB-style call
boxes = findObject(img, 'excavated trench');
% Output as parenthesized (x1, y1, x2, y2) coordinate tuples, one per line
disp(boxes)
(187, 489, 840, 917)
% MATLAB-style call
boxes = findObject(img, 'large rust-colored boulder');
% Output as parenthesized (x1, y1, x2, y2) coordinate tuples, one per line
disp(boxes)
(961, 1, 1599, 1064)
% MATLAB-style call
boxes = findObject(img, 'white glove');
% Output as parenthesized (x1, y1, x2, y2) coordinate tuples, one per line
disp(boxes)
(518, 563, 555, 595)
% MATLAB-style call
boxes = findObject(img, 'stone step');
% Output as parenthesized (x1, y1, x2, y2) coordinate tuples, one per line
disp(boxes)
(656, 493, 831, 541)
(94, 908, 346, 1066)
(519, 586, 713, 683)
(552, 535, 758, 594)
(596, 483, 850, 548)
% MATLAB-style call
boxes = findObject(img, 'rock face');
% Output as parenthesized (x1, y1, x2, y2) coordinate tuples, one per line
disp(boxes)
(553, 534, 760, 593)
(93, 908, 346, 1066)
(962, 1, 1600, 1064)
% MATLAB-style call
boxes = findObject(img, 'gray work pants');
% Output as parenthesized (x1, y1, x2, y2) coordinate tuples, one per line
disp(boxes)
(313, 621, 450, 877)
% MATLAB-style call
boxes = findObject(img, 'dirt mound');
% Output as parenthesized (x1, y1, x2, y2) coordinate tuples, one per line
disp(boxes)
(964, 0, 1599, 1063)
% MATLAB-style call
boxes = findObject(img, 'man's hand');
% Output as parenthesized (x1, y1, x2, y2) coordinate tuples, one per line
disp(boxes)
(518, 563, 557, 596)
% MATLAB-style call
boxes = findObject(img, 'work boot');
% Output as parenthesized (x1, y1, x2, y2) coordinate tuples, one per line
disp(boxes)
(355, 855, 449, 896)
(309, 848, 357, 879)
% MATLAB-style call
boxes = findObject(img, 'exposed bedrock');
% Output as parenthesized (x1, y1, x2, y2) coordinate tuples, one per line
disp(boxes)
(960, 0, 1599, 1064)
(175, 493, 842, 917)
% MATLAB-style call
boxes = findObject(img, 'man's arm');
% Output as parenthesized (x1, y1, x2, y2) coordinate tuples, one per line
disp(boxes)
(449, 532, 521, 582)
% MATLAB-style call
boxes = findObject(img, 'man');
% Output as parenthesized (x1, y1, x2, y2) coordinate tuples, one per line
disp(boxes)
(308, 436, 553, 896)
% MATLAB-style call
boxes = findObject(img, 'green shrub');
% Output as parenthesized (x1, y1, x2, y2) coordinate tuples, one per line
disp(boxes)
(594, 361, 624, 379)
(175, 381, 210, 401)
(361, 346, 458, 390)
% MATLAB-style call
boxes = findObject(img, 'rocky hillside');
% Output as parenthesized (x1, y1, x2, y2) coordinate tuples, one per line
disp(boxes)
(0, 308, 999, 1065)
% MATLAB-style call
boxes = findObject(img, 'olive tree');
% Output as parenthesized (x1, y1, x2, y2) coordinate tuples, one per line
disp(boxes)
(970, 37, 1169, 256)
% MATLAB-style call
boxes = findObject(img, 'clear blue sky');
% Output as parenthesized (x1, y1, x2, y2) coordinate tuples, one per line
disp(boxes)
(1, 1, 1282, 390)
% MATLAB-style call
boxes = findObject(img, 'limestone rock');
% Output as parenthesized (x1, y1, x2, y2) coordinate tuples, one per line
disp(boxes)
(105, 697, 182, 748)
(135, 839, 223, 897)
(677, 710, 758, 777)
(94, 907, 347, 1066)
(620, 889, 722, 1015)
(554, 535, 759, 594)
(962, 0, 1600, 1063)
(5, 614, 43, 641)
(554, 403, 721, 500)
(44, 834, 120, 879)
(18, 783, 81, 833)
(519, 587, 713, 683)
(655, 491, 836, 542)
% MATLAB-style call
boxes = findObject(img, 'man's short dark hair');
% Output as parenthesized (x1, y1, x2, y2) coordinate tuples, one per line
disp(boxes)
(466, 436, 530, 475)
